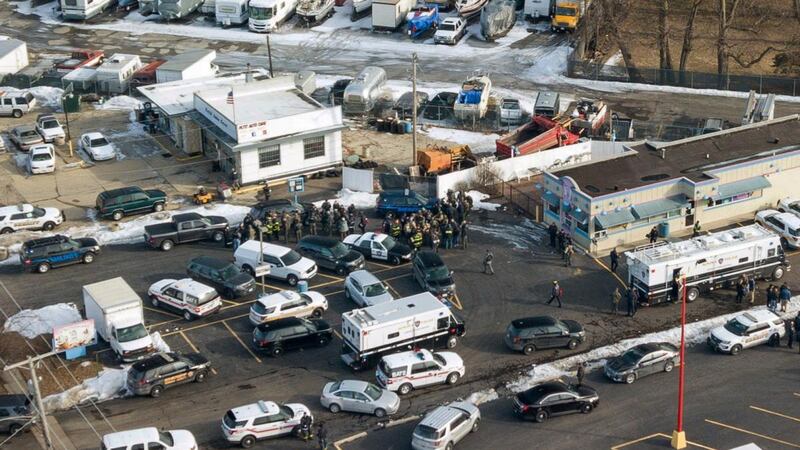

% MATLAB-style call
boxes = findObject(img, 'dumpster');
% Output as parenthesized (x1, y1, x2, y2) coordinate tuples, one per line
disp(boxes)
(658, 222, 669, 238)
(62, 93, 81, 113)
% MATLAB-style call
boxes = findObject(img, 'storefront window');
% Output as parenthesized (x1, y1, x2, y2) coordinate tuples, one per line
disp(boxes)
(258, 144, 280, 168)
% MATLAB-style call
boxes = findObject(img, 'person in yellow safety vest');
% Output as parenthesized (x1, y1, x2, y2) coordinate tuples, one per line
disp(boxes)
(411, 231, 423, 252)
(271, 216, 281, 241)
(261, 219, 272, 241)
(390, 220, 401, 238)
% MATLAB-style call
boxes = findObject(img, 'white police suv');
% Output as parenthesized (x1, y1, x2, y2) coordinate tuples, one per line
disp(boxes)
(707, 310, 785, 355)
(0, 204, 64, 234)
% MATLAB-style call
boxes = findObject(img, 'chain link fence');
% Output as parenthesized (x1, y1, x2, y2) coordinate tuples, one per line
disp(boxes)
(567, 54, 800, 97)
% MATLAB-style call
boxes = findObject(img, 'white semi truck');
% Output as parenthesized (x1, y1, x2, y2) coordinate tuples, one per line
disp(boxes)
(83, 277, 154, 362)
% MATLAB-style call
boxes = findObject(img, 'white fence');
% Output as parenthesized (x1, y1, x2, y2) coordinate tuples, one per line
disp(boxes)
(342, 167, 374, 193)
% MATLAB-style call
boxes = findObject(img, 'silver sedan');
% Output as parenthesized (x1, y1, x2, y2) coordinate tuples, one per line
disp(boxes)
(320, 380, 400, 418)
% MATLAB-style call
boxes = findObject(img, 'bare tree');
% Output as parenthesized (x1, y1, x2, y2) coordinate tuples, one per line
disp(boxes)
(658, 0, 674, 72)
(600, 0, 641, 82)
(731, 47, 776, 68)
(678, 0, 703, 77)
(795, 0, 800, 22)
(716, 0, 742, 79)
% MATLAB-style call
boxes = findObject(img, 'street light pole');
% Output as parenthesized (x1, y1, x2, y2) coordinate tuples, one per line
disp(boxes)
(266, 35, 274, 78)
(4, 353, 57, 450)
(411, 52, 418, 167)
(671, 275, 687, 449)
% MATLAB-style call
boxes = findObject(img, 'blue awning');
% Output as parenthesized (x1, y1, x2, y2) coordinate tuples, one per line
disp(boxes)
(542, 191, 560, 206)
(632, 196, 689, 219)
(595, 209, 636, 229)
(714, 176, 771, 199)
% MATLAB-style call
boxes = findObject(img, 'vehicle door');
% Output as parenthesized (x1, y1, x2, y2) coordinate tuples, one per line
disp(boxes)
(80, 134, 90, 150)
(744, 323, 770, 347)
(0, 407, 13, 432)
(147, 440, 167, 450)
(548, 393, 576, 415)
(252, 414, 282, 438)
(541, 325, 566, 348)
(636, 352, 658, 377)
(55, 241, 80, 266)
(317, 247, 337, 271)
(128, 192, 151, 213)
(161, 286, 184, 310)
(9, 211, 34, 231)
(264, 254, 286, 280)
(208, 267, 226, 291)
(409, 361, 431, 387)
(178, 220, 205, 243)
(335, 390, 357, 412)
(449, 412, 471, 443)
(165, 360, 194, 387)
(412, 256, 423, 285)
(349, 279, 364, 305)
(357, 240, 372, 258)
(351, 392, 374, 414)
(278, 298, 310, 319)
(371, 241, 388, 260)
(284, 325, 310, 350)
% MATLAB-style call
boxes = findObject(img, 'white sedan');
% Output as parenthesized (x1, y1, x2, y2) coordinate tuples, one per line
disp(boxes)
(80, 132, 116, 161)
(148, 278, 222, 321)
(27, 144, 56, 174)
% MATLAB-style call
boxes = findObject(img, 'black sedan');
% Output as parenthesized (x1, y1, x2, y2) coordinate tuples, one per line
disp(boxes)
(603, 342, 679, 384)
(513, 380, 599, 423)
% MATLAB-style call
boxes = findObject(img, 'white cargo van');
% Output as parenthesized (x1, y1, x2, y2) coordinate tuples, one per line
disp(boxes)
(83, 277, 154, 362)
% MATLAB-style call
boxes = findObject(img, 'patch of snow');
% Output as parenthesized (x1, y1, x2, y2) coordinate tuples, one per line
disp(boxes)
(466, 388, 498, 405)
(0, 85, 65, 109)
(422, 127, 500, 155)
(470, 218, 545, 250)
(505, 298, 800, 394)
(465, 190, 500, 211)
(12, 153, 28, 169)
(95, 96, 142, 111)
(313, 188, 378, 209)
(42, 367, 129, 413)
(3, 304, 82, 339)
(150, 331, 171, 353)
(604, 51, 623, 67)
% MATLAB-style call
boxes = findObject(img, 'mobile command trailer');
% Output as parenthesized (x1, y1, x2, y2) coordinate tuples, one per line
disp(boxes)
(248, 0, 297, 32)
(96, 54, 143, 95)
(626, 224, 790, 306)
(216, 0, 249, 26)
(61, 0, 115, 20)
(340, 292, 465, 371)
(342, 66, 386, 115)
(83, 277, 155, 362)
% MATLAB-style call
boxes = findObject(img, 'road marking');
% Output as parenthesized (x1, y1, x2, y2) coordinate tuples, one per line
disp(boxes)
(221, 302, 249, 311)
(222, 320, 262, 364)
(382, 273, 412, 283)
(368, 261, 395, 270)
(705, 419, 800, 448)
(750, 405, 800, 423)
(179, 331, 218, 375)
(161, 313, 250, 337)
(221, 300, 240, 306)
(589, 256, 627, 288)
(316, 272, 344, 282)
(612, 433, 715, 450)
(384, 280, 402, 298)
(143, 306, 182, 319)
(789, 251, 800, 257)
(310, 278, 344, 289)
(146, 317, 183, 330)
(794, 392, 800, 398)
(451, 293, 463, 310)
(255, 281, 288, 291)
(333, 329, 343, 340)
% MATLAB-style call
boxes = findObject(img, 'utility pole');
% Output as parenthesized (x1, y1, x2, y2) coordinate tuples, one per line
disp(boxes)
(266, 35, 274, 78)
(5, 353, 57, 450)
(671, 275, 687, 450)
(411, 52, 418, 167)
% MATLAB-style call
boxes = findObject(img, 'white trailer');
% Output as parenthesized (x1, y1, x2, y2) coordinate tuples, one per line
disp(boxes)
(0, 39, 29, 76)
(83, 277, 154, 362)
(524, 0, 552, 20)
(371, 0, 414, 30)
(96, 54, 143, 95)
(61, 0, 115, 20)
(340, 292, 465, 370)
(216, 0, 249, 26)
(626, 224, 790, 306)
(248, 0, 297, 32)
(156, 50, 218, 83)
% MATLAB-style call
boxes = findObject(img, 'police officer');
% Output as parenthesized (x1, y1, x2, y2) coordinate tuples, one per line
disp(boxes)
(460, 221, 469, 250)
(609, 248, 619, 273)
(483, 249, 494, 275)
(411, 230, 423, 252)
(444, 222, 454, 249)
(390, 219, 402, 239)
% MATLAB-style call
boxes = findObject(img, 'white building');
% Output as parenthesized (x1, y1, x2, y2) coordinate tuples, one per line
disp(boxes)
(193, 76, 344, 185)
(96, 54, 143, 94)
(155, 49, 218, 84)
(0, 38, 28, 76)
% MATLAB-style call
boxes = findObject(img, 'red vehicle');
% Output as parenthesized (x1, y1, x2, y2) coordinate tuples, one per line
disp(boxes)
(132, 60, 167, 86)
(55, 50, 105, 73)
(495, 115, 579, 158)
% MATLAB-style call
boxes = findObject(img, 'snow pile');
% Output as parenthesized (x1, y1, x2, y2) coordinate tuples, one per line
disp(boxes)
(150, 331, 171, 353)
(313, 189, 378, 209)
(503, 298, 800, 394)
(0, 86, 65, 108)
(422, 127, 501, 155)
(3, 304, 81, 339)
(466, 190, 500, 211)
(95, 96, 142, 111)
(466, 388, 498, 405)
(43, 367, 129, 413)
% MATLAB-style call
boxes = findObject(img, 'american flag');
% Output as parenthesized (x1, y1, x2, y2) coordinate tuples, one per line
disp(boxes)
(227, 90, 234, 105)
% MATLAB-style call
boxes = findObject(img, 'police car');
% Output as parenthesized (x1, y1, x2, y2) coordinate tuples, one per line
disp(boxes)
(221, 400, 312, 448)
(707, 310, 785, 355)
(127, 352, 212, 398)
(376, 349, 465, 395)
(778, 197, 800, 217)
(343, 232, 413, 265)
(0, 204, 64, 234)
(148, 278, 222, 321)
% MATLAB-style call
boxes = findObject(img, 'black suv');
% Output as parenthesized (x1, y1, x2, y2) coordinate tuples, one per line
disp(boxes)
(20, 235, 100, 274)
(412, 251, 455, 299)
(296, 236, 365, 275)
(252, 317, 332, 357)
(126, 352, 212, 398)
(504, 316, 585, 355)
(95, 186, 167, 221)
(187, 256, 255, 299)
(0, 395, 34, 435)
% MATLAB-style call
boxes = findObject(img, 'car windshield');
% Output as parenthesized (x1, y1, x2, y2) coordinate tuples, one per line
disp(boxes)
(363, 383, 382, 401)
(620, 348, 645, 365)
(364, 282, 387, 297)
(282, 250, 302, 266)
(331, 242, 350, 258)
(158, 431, 174, 446)
(790, 203, 800, 214)
(414, 424, 443, 440)
(723, 318, 749, 336)
(223, 411, 247, 429)
(279, 405, 294, 418)
(42, 120, 59, 129)
(427, 266, 450, 280)
(21, 130, 39, 138)
(90, 138, 109, 147)
(250, 5, 273, 19)
(381, 236, 398, 250)
(555, 6, 576, 15)
(116, 324, 148, 343)
(433, 353, 446, 366)
(790, 227, 800, 237)
(440, 23, 455, 31)
(32, 153, 51, 161)
(220, 265, 241, 279)
(503, 101, 520, 110)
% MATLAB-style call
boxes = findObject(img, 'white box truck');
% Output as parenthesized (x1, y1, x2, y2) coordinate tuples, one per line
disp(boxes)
(83, 277, 154, 362)
(340, 292, 465, 371)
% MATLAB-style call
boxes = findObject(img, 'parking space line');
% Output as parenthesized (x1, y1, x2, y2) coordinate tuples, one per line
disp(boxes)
(221, 300, 241, 306)
(368, 261, 395, 270)
(384, 280, 402, 298)
(794, 393, 800, 397)
(161, 313, 250, 337)
(374, 264, 408, 274)
(316, 273, 344, 282)
(750, 405, 800, 423)
(221, 320, 262, 364)
(589, 256, 627, 288)
(451, 293, 463, 310)
(610, 433, 664, 449)
(705, 419, 800, 448)
(382, 273, 412, 283)
(310, 278, 344, 289)
(146, 317, 183, 330)
(333, 329, 343, 340)
(221, 303, 248, 311)
(179, 331, 218, 375)
(143, 306, 183, 319)
(256, 281, 288, 291)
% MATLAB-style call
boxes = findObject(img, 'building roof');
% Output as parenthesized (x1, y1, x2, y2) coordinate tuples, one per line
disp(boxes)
(158, 49, 215, 72)
(137, 69, 270, 117)
(97, 54, 140, 72)
(196, 76, 320, 125)
(555, 115, 800, 197)
(0, 38, 26, 56)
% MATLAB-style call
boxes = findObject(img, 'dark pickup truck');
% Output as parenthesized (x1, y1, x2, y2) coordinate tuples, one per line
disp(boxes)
(144, 212, 228, 251)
